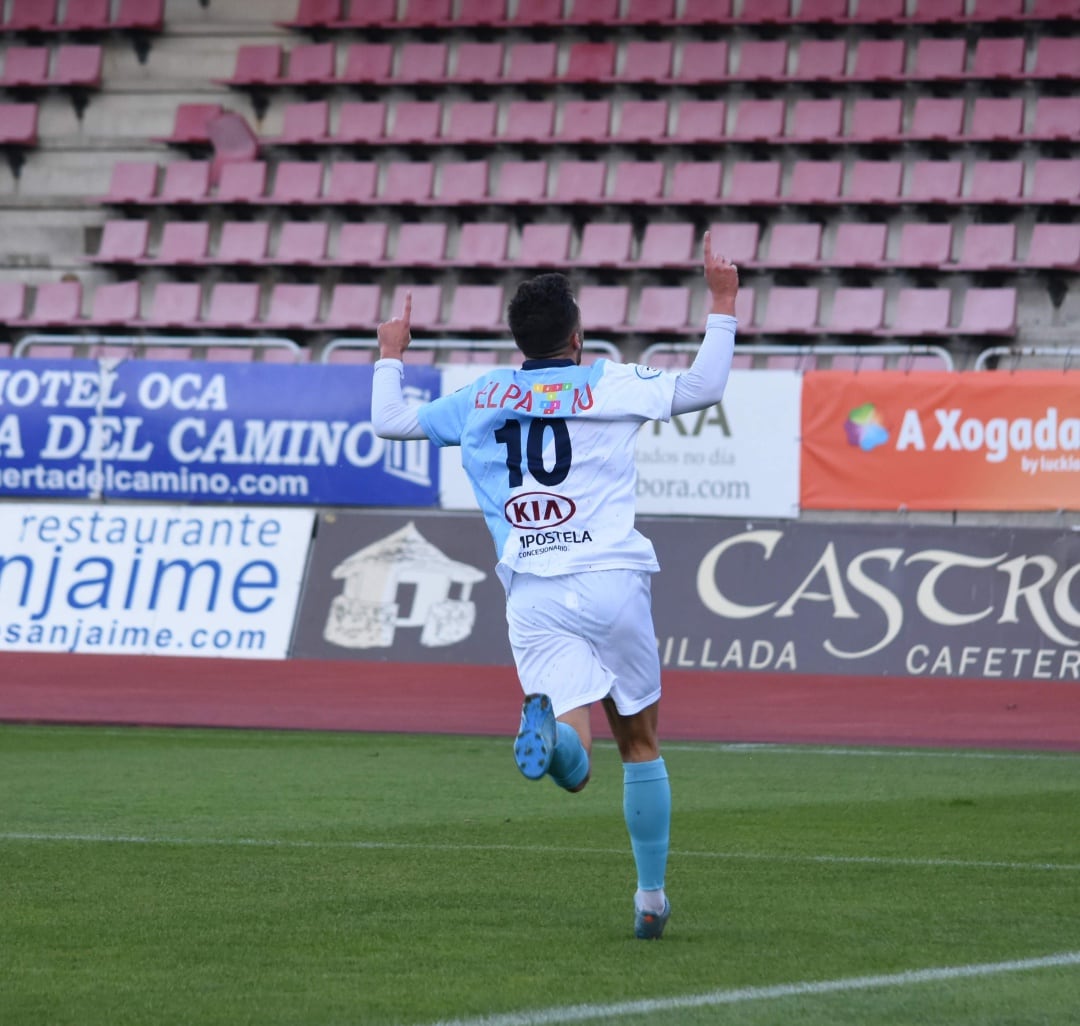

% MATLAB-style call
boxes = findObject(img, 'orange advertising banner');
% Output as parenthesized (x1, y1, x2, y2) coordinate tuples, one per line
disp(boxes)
(801, 371, 1080, 511)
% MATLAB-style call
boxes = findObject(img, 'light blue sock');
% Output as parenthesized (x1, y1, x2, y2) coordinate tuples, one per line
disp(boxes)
(623, 757, 670, 891)
(549, 721, 589, 791)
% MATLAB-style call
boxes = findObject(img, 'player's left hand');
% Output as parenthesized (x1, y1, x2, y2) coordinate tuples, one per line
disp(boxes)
(377, 292, 412, 360)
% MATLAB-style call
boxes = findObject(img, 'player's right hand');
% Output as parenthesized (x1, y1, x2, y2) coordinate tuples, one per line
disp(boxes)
(703, 231, 739, 316)
(377, 291, 412, 360)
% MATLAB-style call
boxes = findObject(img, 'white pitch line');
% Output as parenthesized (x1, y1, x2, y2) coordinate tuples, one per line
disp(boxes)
(424, 951, 1080, 1026)
(2, 832, 1078, 873)
(657, 742, 1080, 762)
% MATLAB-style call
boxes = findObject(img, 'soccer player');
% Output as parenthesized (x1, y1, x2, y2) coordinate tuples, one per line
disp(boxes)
(371, 232, 739, 939)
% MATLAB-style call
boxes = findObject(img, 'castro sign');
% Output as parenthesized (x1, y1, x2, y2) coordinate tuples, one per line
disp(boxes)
(645, 518, 1080, 682)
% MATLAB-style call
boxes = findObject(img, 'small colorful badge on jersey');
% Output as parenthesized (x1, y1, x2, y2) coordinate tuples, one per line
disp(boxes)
(534, 381, 571, 415)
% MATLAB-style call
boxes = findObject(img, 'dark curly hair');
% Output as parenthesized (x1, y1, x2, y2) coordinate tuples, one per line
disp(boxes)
(507, 273, 581, 360)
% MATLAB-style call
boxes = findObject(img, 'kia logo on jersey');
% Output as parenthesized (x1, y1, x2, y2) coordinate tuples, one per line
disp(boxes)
(504, 491, 576, 529)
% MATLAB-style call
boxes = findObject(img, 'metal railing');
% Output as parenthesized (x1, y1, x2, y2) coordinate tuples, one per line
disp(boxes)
(11, 333, 304, 361)
(640, 342, 955, 372)
(320, 337, 623, 364)
(974, 346, 1080, 372)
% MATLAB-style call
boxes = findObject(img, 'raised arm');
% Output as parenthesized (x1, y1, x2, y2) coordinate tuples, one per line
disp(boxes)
(671, 231, 740, 416)
(371, 291, 428, 440)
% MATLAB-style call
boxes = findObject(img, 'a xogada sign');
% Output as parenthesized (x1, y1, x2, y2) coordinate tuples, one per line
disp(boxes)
(646, 518, 1080, 682)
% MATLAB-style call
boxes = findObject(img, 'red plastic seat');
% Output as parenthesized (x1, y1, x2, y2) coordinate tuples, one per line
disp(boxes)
(847, 161, 903, 203)
(761, 287, 820, 333)
(726, 161, 782, 204)
(638, 222, 696, 267)
(143, 282, 203, 327)
(955, 224, 1017, 269)
(205, 282, 260, 327)
(1030, 160, 1080, 204)
(323, 284, 381, 329)
(283, 42, 334, 85)
(386, 101, 442, 145)
(90, 281, 140, 325)
(336, 221, 388, 263)
(518, 223, 572, 266)
(708, 222, 761, 264)
(848, 98, 903, 142)
(160, 160, 211, 203)
(215, 160, 267, 203)
(764, 223, 822, 267)
(909, 98, 965, 140)
(668, 100, 725, 144)
(217, 221, 269, 264)
(155, 221, 210, 264)
(445, 285, 503, 332)
(262, 283, 321, 328)
(1032, 36, 1079, 78)
(552, 160, 607, 204)
(1025, 224, 1080, 268)
(397, 42, 449, 84)
(495, 161, 548, 203)
(668, 162, 723, 204)
(450, 42, 504, 84)
(563, 42, 616, 82)
(970, 37, 1025, 78)
(226, 44, 282, 85)
(788, 99, 842, 142)
(906, 161, 963, 203)
(504, 42, 557, 83)
(833, 222, 888, 268)
(276, 100, 330, 144)
(888, 289, 951, 335)
(897, 223, 953, 267)
(435, 161, 489, 205)
(613, 100, 668, 144)
(577, 222, 633, 266)
(610, 161, 664, 203)
(851, 38, 906, 80)
(341, 43, 393, 84)
(394, 222, 449, 267)
(729, 99, 785, 142)
(969, 161, 1025, 203)
(677, 42, 730, 83)
(456, 223, 510, 266)
(271, 161, 324, 204)
(968, 97, 1024, 140)
(578, 286, 629, 332)
(792, 39, 847, 81)
(560, 100, 612, 143)
(829, 288, 885, 333)
(325, 160, 377, 204)
(96, 219, 149, 262)
(786, 161, 843, 203)
(624, 40, 674, 81)
(957, 288, 1017, 334)
(1030, 97, 1080, 141)
(736, 40, 788, 80)
(502, 101, 555, 144)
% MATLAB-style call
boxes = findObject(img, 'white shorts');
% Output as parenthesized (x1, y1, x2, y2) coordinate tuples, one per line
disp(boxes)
(505, 569, 662, 718)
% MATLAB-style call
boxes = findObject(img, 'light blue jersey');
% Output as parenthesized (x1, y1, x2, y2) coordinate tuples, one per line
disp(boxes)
(417, 358, 677, 589)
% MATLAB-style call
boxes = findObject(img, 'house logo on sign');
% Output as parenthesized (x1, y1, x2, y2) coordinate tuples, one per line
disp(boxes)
(323, 521, 486, 649)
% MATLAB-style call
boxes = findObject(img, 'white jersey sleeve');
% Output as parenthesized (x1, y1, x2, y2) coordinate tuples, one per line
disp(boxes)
(417, 359, 676, 588)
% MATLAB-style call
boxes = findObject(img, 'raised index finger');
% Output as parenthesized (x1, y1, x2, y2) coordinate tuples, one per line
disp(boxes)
(402, 290, 412, 326)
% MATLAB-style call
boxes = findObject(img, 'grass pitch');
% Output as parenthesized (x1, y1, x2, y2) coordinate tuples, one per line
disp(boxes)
(1, 724, 1079, 1026)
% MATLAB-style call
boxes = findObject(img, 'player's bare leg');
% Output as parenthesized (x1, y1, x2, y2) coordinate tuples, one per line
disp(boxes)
(603, 698, 671, 939)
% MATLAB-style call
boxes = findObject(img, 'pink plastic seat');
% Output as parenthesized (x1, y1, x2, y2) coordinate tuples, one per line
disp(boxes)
(563, 42, 616, 82)
(506, 0, 562, 24)
(160, 160, 211, 203)
(380, 161, 434, 204)
(456, 223, 510, 266)
(1030, 160, 1080, 204)
(504, 42, 558, 83)
(1025, 224, 1080, 268)
(848, 98, 903, 142)
(144, 282, 203, 327)
(282, 0, 341, 28)
(794, 0, 849, 18)
(969, 161, 1025, 203)
(792, 39, 847, 80)
(217, 221, 270, 264)
(274, 221, 329, 266)
(114, 0, 164, 30)
(968, 97, 1024, 140)
(0, 101, 38, 148)
(736, 40, 789, 81)
(337, 0, 397, 28)
(829, 288, 885, 333)
(613, 100, 668, 144)
(450, 43, 504, 84)
(445, 285, 504, 331)
(677, 42, 730, 83)
(386, 101, 442, 145)
(560, 100, 612, 143)
(282, 42, 335, 85)
(226, 44, 282, 85)
(788, 99, 843, 142)
(625, 0, 678, 22)
(552, 161, 607, 204)
(888, 289, 952, 335)
(106, 161, 158, 202)
(0, 282, 27, 322)
(205, 282, 260, 327)
(436, 161, 489, 205)
(495, 161, 548, 203)
(158, 103, 223, 146)
(909, 98, 965, 140)
(53, 44, 103, 88)
(215, 160, 267, 203)
(624, 40, 674, 81)
(955, 224, 1017, 269)
(502, 101, 555, 144)
(2, 47, 49, 88)
(957, 288, 1017, 334)
(262, 283, 321, 328)
(155, 221, 210, 264)
(397, 42, 449, 84)
(90, 281, 140, 325)
(566, 0, 620, 22)
(708, 222, 761, 264)
(271, 161, 324, 204)
(96, 219, 149, 262)
(912, 38, 966, 79)
(847, 161, 903, 203)
(638, 222, 696, 267)
(1030, 98, 1080, 141)
(276, 100, 330, 144)
(336, 221, 389, 263)
(969, 37, 1025, 78)
(394, 222, 449, 267)
(764, 223, 823, 267)
(341, 43, 393, 84)
(668, 100, 726, 144)
(726, 161, 782, 203)
(833, 223, 888, 268)
(578, 285, 629, 332)
(909, 0, 965, 17)
(323, 284, 381, 329)
(325, 161, 377, 204)
(1032, 36, 1079, 78)
(401, 0, 453, 25)
(23, 280, 83, 326)
(445, 101, 497, 144)
(668, 162, 723, 204)
(906, 161, 964, 203)
(761, 287, 820, 333)
(897, 223, 953, 267)
(6, 0, 58, 30)
(745, 0, 793, 21)
(636, 287, 691, 332)
(851, 38, 906, 80)
(610, 161, 665, 203)
(517, 223, 572, 266)
(393, 284, 441, 329)
(577, 222, 633, 266)
(334, 102, 387, 146)
(682, 0, 733, 21)
(729, 99, 785, 142)
(786, 161, 843, 203)
(850, 0, 906, 19)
